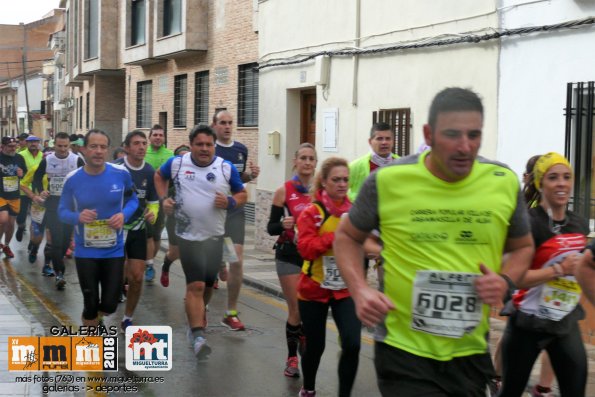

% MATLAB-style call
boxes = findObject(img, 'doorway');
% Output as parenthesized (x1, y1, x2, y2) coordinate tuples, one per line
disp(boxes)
(301, 90, 316, 145)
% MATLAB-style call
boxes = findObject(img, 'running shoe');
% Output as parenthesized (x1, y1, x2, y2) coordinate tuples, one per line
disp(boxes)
(55, 273, 66, 290)
(3, 245, 14, 258)
(145, 265, 155, 282)
(28, 247, 38, 263)
(221, 312, 245, 331)
(298, 388, 316, 397)
(218, 265, 228, 281)
(121, 319, 133, 333)
(160, 269, 169, 287)
(284, 356, 300, 378)
(193, 336, 211, 360)
(15, 227, 24, 242)
(530, 385, 554, 397)
(42, 264, 55, 277)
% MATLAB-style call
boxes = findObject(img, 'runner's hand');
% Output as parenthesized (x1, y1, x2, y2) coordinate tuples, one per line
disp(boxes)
(561, 253, 581, 276)
(353, 285, 395, 327)
(144, 208, 155, 224)
(248, 162, 260, 180)
(107, 212, 124, 230)
(282, 216, 295, 229)
(214, 192, 228, 209)
(162, 198, 175, 215)
(474, 264, 507, 305)
(79, 209, 97, 224)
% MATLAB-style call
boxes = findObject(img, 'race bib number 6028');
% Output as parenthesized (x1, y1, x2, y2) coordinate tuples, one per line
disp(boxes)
(411, 270, 483, 338)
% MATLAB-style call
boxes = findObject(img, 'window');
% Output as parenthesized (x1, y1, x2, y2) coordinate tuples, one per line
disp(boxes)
(194, 71, 209, 125)
(372, 108, 412, 157)
(85, 0, 98, 59)
(238, 63, 258, 127)
(136, 81, 153, 128)
(174, 74, 187, 128)
(131, 0, 146, 46)
(78, 96, 83, 129)
(564, 81, 595, 220)
(86, 92, 90, 129)
(73, 1, 78, 65)
(163, 0, 182, 37)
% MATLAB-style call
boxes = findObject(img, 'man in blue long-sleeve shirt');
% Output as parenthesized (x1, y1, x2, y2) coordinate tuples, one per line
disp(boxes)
(59, 129, 138, 328)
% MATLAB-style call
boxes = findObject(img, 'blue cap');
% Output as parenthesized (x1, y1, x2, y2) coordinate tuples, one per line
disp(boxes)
(25, 135, 41, 141)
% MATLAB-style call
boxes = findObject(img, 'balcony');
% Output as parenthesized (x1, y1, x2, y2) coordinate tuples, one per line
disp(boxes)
(80, 0, 121, 76)
(152, 0, 208, 60)
(121, 0, 164, 66)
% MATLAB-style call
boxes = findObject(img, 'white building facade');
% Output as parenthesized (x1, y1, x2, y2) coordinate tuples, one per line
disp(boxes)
(255, 0, 501, 249)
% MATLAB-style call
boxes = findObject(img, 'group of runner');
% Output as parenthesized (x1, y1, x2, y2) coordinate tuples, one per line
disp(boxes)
(2, 87, 594, 396)
(265, 87, 593, 397)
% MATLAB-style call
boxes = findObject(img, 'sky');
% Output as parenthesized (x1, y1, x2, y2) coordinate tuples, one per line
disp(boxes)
(0, 0, 61, 25)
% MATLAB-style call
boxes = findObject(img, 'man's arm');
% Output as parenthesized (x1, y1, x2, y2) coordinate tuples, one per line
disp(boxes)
(474, 233, 534, 304)
(334, 216, 395, 327)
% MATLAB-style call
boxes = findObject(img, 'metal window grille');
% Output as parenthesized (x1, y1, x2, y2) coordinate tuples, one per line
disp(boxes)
(174, 74, 187, 128)
(85, 92, 90, 129)
(238, 63, 258, 127)
(131, 0, 146, 46)
(194, 71, 209, 125)
(372, 108, 412, 156)
(136, 80, 153, 128)
(564, 81, 595, 219)
(78, 96, 82, 129)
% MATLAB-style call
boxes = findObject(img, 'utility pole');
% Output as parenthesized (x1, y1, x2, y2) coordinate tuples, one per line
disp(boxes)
(20, 22, 32, 133)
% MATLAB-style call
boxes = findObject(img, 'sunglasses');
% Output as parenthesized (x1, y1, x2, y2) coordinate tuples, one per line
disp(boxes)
(330, 177, 349, 183)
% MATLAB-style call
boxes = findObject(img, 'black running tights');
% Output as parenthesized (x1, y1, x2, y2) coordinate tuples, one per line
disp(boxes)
(299, 297, 361, 397)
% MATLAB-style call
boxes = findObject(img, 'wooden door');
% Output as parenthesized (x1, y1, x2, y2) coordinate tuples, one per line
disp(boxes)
(301, 91, 316, 145)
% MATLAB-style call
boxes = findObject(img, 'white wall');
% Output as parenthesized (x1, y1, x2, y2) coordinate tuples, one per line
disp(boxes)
(258, 0, 500, 192)
(497, 0, 595, 177)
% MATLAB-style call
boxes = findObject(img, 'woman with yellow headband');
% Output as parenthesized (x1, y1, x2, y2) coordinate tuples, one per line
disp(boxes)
(499, 152, 588, 397)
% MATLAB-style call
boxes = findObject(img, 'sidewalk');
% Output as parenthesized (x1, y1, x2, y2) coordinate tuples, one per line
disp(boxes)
(0, 283, 44, 396)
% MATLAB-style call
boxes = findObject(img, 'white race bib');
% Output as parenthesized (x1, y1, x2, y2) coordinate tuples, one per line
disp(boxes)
(49, 176, 65, 195)
(538, 276, 581, 321)
(30, 202, 46, 224)
(3, 176, 18, 192)
(411, 271, 483, 338)
(321, 256, 346, 290)
(84, 220, 117, 248)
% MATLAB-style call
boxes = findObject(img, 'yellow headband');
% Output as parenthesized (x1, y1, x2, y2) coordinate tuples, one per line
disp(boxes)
(533, 152, 572, 190)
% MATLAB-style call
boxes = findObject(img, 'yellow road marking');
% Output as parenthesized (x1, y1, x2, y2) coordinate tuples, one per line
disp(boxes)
(2, 259, 75, 326)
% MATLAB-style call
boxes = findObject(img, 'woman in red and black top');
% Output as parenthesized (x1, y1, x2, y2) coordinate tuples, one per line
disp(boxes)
(296, 157, 359, 397)
(500, 153, 588, 397)
(267, 143, 317, 378)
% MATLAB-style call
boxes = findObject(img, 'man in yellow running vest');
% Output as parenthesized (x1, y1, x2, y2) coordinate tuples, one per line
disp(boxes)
(335, 87, 534, 396)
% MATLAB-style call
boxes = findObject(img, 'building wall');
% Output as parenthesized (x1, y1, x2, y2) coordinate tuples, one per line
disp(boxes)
(497, 0, 595, 177)
(497, 0, 595, 342)
(255, 0, 500, 249)
(126, 0, 259, 161)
